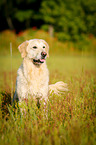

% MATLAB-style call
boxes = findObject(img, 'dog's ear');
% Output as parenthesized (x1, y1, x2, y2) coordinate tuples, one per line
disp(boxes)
(18, 41, 29, 58)
(41, 39, 49, 57)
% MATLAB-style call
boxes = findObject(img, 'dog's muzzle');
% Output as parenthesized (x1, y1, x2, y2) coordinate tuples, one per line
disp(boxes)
(33, 52, 47, 65)
(33, 59, 45, 64)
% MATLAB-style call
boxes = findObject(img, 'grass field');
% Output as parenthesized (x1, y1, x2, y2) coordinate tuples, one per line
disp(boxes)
(0, 54, 96, 145)
(0, 29, 96, 145)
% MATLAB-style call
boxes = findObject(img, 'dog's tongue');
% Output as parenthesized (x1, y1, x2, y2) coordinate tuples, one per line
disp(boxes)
(40, 59, 45, 62)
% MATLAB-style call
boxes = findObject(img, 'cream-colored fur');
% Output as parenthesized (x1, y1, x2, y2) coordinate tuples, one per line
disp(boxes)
(13, 39, 68, 104)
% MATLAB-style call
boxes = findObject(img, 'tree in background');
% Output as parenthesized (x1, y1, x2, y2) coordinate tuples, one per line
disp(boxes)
(0, 0, 96, 41)
(40, 0, 96, 41)
(81, 0, 96, 36)
(0, 0, 15, 30)
(14, 0, 42, 29)
(0, 0, 41, 32)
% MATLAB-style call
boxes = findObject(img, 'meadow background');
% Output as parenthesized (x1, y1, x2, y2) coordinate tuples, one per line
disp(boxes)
(0, 0, 96, 145)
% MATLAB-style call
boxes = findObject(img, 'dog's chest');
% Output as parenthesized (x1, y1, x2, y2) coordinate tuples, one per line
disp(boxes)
(28, 67, 46, 84)
(21, 60, 49, 98)
(24, 63, 49, 92)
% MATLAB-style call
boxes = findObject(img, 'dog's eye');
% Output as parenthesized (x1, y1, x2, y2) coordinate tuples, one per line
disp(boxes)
(33, 46, 37, 49)
(43, 46, 45, 48)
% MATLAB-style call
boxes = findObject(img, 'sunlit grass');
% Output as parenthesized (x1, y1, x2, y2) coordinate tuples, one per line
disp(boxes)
(0, 73, 96, 145)
(0, 54, 96, 73)
(0, 55, 96, 90)
(0, 54, 96, 145)
(0, 29, 96, 145)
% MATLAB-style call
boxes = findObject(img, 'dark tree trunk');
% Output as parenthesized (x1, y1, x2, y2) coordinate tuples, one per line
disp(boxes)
(6, 17, 14, 30)
(49, 25, 54, 37)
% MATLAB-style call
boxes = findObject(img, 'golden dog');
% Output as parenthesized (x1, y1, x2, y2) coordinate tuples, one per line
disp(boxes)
(13, 39, 68, 104)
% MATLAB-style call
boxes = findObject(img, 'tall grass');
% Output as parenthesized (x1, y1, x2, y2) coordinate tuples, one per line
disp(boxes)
(0, 73, 96, 145)
(0, 55, 96, 145)
(0, 29, 96, 145)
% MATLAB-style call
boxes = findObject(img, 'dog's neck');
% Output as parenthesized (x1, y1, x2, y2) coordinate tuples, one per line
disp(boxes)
(22, 57, 48, 82)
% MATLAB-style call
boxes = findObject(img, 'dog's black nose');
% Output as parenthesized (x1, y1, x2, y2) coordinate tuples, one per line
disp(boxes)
(41, 52, 47, 58)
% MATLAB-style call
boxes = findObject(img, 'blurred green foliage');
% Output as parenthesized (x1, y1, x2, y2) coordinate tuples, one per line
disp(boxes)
(0, 0, 96, 41)
(14, 10, 33, 22)
(40, 0, 96, 41)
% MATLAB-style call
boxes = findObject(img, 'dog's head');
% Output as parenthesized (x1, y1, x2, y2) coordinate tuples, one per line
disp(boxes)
(18, 39, 49, 65)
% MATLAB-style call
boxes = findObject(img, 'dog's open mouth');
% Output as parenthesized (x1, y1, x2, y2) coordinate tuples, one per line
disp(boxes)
(33, 58, 45, 64)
